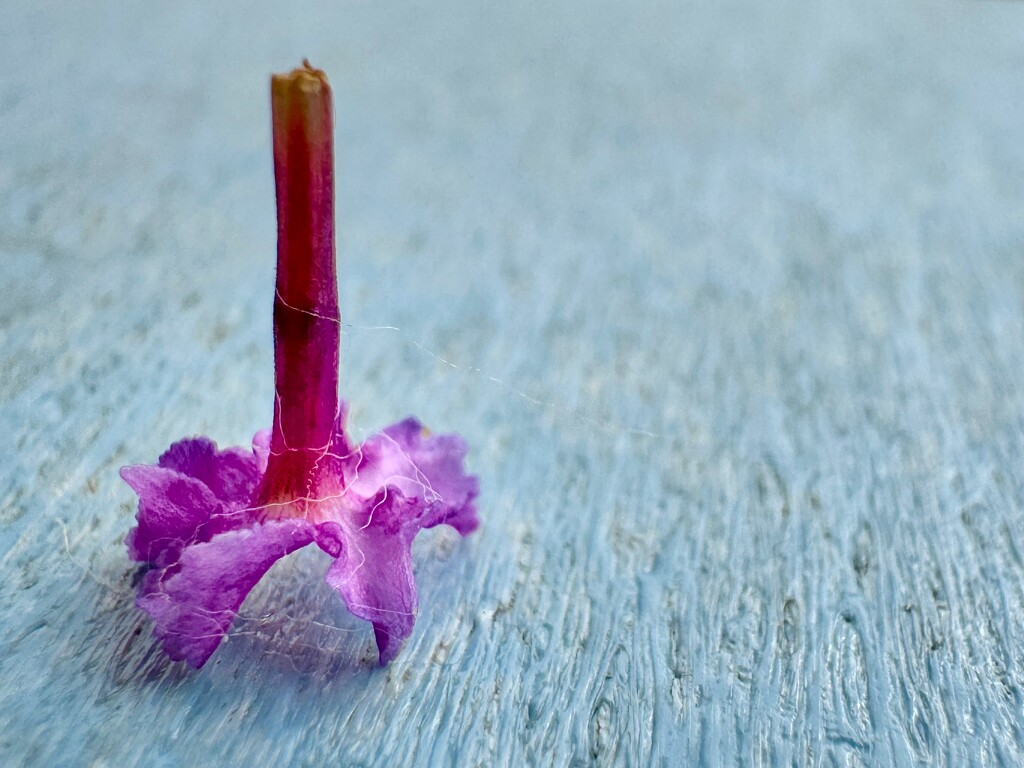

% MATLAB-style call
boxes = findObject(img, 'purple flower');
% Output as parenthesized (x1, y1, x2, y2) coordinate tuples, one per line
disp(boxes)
(120, 63, 479, 668)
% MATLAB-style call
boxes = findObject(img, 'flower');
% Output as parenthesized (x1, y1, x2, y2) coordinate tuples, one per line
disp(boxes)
(120, 62, 479, 668)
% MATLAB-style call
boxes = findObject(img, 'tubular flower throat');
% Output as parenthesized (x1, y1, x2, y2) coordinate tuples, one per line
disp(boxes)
(120, 62, 479, 668)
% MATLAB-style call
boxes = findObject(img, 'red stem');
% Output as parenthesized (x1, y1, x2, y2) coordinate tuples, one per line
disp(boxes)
(259, 62, 340, 506)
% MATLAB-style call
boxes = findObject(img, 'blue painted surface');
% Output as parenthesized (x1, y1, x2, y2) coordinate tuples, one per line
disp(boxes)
(3, 0, 1024, 764)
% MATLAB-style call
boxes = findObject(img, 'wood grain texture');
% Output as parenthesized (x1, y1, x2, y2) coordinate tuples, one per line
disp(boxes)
(2, 0, 1024, 765)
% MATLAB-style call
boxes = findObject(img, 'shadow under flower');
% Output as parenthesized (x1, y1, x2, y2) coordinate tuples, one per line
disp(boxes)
(91, 548, 378, 699)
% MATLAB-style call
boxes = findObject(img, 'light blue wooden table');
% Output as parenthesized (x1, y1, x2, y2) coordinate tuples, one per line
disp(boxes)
(3, 0, 1024, 764)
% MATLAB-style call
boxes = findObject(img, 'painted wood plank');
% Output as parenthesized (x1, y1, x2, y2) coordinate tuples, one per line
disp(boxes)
(2, 0, 1024, 764)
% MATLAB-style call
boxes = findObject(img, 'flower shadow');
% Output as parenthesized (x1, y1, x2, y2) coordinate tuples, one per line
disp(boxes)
(90, 549, 375, 700)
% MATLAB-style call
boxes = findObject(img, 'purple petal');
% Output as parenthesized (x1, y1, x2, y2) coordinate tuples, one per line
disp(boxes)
(319, 488, 422, 665)
(352, 418, 479, 535)
(121, 438, 264, 566)
(120, 465, 226, 566)
(252, 429, 271, 475)
(157, 437, 260, 507)
(138, 520, 315, 668)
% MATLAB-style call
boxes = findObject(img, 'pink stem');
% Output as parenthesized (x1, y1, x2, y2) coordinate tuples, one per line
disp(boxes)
(259, 62, 340, 507)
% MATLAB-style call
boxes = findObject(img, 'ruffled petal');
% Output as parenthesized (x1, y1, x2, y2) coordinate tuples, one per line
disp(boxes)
(157, 437, 260, 507)
(252, 429, 272, 475)
(319, 488, 424, 665)
(121, 437, 264, 566)
(120, 464, 226, 566)
(137, 520, 315, 668)
(352, 418, 479, 535)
